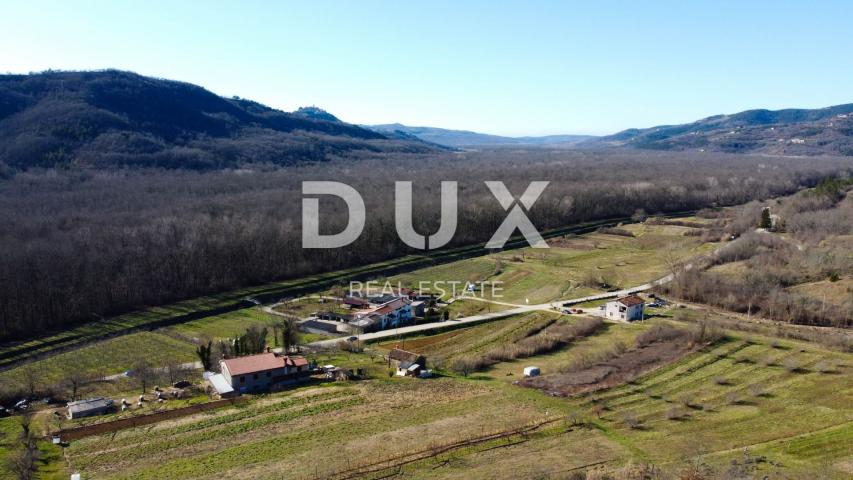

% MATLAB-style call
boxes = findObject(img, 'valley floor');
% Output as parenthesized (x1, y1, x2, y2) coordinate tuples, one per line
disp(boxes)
(2, 197, 852, 479)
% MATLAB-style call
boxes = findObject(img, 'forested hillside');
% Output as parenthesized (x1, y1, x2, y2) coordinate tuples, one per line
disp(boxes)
(1, 150, 850, 341)
(596, 103, 853, 155)
(0, 70, 437, 172)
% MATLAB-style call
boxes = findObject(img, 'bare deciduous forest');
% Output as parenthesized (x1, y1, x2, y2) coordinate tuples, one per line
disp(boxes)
(663, 177, 853, 329)
(1, 150, 850, 340)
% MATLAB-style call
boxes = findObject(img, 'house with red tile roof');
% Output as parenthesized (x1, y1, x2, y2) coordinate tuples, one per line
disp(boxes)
(388, 348, 426, 377)
(220, 352, 310, 393)
(604, 295, 645, 322)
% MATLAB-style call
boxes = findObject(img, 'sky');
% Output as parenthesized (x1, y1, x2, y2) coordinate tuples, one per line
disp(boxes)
(2, 1, 852, 136)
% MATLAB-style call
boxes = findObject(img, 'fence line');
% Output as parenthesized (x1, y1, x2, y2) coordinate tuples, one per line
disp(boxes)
(53, 397, 246, 441)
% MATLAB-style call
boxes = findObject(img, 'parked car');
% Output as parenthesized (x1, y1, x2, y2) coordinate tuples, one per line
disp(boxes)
(347, 336, 358, 342)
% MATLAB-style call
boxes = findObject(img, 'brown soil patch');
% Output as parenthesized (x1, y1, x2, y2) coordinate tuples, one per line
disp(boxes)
(518, 339, 697, 396)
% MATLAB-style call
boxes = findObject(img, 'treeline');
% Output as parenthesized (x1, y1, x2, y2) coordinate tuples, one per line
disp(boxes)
(665, 269, 851, 327)
(1, 150, 850, 340)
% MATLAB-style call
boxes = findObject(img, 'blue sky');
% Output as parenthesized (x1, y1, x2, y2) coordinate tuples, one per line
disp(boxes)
(2, 1, 852, 135)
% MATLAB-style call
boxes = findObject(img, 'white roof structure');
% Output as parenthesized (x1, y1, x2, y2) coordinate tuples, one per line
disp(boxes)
(208, 373, 234, 396)
(67, 397, 113, 416)
(349, 316, 377, 329)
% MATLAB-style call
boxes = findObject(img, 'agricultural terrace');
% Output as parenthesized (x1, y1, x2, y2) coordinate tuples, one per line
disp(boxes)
(57, 314, 853, 479)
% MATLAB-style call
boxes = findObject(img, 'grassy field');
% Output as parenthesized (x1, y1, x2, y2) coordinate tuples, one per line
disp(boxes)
(0, 331, 197, 388)
(376, 312, 560, 363)
(388, 223, 716, 306)
(576, 333, 853, 474)
(0, 218, 713, 395)
(11, 211, 853, 478)
(2, 212, 688, 372)
(167, 307, 284, 340)
(273, 297, 351, 317)
(444, 298, 511, 318)
(54, 316, 853, 479)
(0, 413, 66, 480)
(788, 277, 853, 306)
(0, 306, 342, 397)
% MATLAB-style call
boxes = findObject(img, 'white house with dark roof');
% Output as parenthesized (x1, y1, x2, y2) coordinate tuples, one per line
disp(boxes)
(604, 295, 645, 322)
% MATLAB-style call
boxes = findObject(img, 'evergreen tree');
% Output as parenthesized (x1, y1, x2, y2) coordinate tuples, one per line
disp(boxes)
(759, 208, 772, 229)
(196, 341, 213, 370)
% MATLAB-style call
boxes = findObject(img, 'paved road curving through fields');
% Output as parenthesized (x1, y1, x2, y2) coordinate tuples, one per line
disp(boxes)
(307, 274, 674, 348)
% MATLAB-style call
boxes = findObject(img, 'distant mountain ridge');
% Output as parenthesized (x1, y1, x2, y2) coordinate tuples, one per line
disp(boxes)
(595, 104, 853, 156)
(368, 123, 595, 147)
(0, 70, 439, 171)
(2, 70, 851, 172)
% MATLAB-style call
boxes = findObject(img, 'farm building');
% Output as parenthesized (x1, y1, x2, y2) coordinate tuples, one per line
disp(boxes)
(67, 397, 114, 419)
(388, 348, 426, 377)
(220, 352, 310, 394)
(315, 311, 354, 322)
(205, 372, 236, 398)
(410, 300, 426, 317)
(342, 296, 371, 309)
(604, 295, 645, 322)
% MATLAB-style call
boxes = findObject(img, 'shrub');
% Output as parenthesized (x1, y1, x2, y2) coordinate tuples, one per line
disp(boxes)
(559, 344, 621, 373)
(782, 357, 803, 373)
(635, 324, 687, 348)
(689, 318, 725, 345)
(451, 357, 481, 377)
(665, 407, 687, 421)
(476, 317, 606, 373)
(622, 412, 643, 429)
(679, 395, 702, 410)
(598, 227, 635, 237)
(759, 356, 777, 367)
(733, 354, 753, 364)
(748, 383, 768, 397)
(644, 389, 662, 399)
(610, 340, 628, 356)
(713, 376, 731, 386)
(815, 361, 837, 374)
